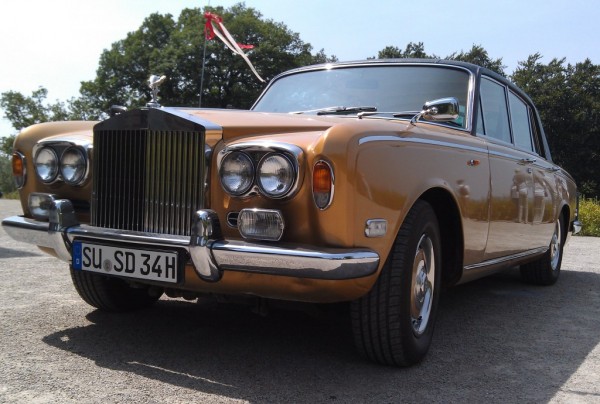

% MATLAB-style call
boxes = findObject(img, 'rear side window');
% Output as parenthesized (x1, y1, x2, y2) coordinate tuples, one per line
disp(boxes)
(479, 78, 511, 143)
(508, 91, 535, 153)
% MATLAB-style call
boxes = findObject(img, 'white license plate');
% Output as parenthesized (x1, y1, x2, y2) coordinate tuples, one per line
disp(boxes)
(72, 241, 179, 284)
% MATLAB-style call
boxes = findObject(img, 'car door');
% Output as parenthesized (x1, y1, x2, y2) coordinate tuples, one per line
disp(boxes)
(477, 76, 540, 259)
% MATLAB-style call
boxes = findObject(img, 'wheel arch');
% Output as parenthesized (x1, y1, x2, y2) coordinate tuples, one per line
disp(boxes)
(419, 188, 464, 287)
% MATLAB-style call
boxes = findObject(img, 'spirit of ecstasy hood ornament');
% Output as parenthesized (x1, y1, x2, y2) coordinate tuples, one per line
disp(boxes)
(147, 74, 167, 108)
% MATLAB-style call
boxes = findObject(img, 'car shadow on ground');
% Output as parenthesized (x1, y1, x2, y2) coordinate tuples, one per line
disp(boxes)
(0, 246, 42, 259)
(42, 268, 600, 402)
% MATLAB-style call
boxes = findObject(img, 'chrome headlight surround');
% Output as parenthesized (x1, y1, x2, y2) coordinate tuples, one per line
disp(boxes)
(219, 151, 255, 196)
(60, 146, 88, 185)
(256, 153, 295, 198)
(32, 140, 91, 186)
(217, 141, 304, 200)
(34, 147, 59, 183)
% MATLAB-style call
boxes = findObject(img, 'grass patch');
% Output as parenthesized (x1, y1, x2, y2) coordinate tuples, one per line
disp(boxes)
(578, 197, 600, 237)
(1, 190, 20, 200)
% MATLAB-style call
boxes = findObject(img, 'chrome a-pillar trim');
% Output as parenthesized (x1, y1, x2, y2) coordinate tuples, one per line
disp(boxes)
(189, 210, 223, 282)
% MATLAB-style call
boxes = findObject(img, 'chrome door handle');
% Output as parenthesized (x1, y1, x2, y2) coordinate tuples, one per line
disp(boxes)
(547, 166, 560, 172)
(519, 158, 537, 165)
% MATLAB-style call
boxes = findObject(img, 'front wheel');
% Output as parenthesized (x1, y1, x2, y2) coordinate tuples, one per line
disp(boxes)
(70, 267, 161, 312)
(520, 217, 564, 286)
(351, 200, 441, 366)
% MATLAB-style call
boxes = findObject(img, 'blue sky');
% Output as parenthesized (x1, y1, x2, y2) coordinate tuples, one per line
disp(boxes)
(1, 0, 598, 137)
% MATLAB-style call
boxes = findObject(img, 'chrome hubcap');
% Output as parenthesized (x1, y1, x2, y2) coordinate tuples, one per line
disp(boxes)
(550, 219, 561, 271)
(411, 234, 435, 336)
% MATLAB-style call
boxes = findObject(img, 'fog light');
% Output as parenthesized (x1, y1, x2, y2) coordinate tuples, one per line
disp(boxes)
(28, 193, 57, 221)
(238, 209, 284, 241)
(365, 219, 387, 238)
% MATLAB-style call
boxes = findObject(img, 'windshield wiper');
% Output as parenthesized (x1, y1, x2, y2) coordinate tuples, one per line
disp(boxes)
(356, 110, 420, 119)
(291, 106, 377, 115)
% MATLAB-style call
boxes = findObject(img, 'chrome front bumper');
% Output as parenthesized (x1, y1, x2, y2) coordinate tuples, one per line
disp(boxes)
(1, 199, 379, 282)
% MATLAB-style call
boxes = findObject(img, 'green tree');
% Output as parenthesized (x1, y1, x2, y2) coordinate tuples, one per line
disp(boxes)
(0, 135, 15, 156)
(0, 87, 70, 132)
(0, 135, 16, 194)
(375, 42, 433, 59)
(512, 54, 600, 197)
(375, 43, 505, 76)
(447, 44, 505, 76)
(79, 3, 334, 115)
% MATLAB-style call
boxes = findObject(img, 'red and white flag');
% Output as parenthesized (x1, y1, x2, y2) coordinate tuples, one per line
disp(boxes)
(204, 12, 265, 82)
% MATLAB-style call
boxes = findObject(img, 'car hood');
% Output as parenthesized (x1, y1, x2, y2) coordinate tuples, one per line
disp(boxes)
(171, 108, 340, 141)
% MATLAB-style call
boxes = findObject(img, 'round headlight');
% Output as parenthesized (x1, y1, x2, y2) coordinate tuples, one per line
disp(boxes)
(220, 151, 254, 196)
(60, 147, 87, 185)
(257, 153, 295, 198)
(34, 147, 59, 183)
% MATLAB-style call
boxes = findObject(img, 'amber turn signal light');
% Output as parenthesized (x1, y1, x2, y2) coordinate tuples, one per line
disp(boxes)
(312, 160, 334, 209)
(12, 152, 26, 188)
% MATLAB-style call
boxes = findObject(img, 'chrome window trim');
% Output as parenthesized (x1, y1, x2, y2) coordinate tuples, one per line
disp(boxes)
(478, 75, 544, 158)
(217, 140, 304, 199)
(507, 89, 536, 154)
(479, 75, 513, 144)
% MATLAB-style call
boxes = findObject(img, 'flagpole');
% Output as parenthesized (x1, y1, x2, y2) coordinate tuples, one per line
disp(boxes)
(199, 1, 210, 107)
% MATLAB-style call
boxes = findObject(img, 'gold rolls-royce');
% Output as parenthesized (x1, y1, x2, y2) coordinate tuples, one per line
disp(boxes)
(2, 60, 581, 366)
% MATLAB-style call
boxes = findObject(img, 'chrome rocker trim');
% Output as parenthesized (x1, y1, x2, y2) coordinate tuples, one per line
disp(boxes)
(1, 199, 380, 282)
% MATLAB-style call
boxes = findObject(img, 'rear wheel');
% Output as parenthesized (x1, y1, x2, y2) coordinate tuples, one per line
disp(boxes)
(351, 200, 441, 366)
(520, 217, 564, 286)
(70, 267, 161, 312)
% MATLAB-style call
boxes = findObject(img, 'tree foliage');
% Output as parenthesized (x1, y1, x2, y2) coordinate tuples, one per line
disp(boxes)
(77, 3, 334, 116)
(447, 44, 506, 76)
(0, 87, 70, 132)
(512, 54, 600, 197)
(374, 42, 505, 76)
(376, 42, 431, 59)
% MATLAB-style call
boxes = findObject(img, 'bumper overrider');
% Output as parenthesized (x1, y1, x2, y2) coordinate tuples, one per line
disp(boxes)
(2, 199, 379, 282)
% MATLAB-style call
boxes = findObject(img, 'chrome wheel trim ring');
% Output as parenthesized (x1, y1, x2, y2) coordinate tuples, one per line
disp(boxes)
(411, 234, 435, 336)
(550, 219, 562, 271)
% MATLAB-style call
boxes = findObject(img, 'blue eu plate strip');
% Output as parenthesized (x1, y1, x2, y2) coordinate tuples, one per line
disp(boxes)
(72, 241, 82, 270)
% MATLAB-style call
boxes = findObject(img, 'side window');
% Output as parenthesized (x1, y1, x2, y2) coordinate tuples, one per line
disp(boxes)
(480, 78, 511, 143)
(508, 91, 535, 153)
(475, 96, 485, 135)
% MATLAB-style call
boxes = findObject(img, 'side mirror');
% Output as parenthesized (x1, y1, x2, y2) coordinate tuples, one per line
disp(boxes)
(411, 97, 460, 125)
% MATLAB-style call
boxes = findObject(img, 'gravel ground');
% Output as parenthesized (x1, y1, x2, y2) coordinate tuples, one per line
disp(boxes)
(1, 198, 599, 403)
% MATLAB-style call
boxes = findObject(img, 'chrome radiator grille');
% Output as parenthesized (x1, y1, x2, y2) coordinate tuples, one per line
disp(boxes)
(92, 129, 205, 236)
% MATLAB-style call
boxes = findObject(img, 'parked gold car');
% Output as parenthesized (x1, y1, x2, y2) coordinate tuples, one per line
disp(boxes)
(2, 60, 581, 366)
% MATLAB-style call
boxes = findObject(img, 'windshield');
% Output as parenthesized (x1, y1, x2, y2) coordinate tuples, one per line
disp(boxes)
(252, 65, 471, 128)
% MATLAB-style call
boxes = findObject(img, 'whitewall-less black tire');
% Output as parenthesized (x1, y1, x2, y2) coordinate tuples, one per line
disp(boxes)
(70, 267, 161, 312)
(351, 200, 441, 366)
